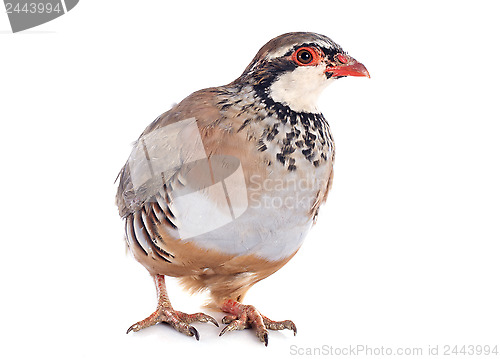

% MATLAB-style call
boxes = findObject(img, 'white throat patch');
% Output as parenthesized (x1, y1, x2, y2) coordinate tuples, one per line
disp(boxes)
(268, 66, 332, 113)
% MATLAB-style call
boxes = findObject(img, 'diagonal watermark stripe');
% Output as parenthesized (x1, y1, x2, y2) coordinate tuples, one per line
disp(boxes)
(125, 117, 249, 240)
(3, 0, 79, 33)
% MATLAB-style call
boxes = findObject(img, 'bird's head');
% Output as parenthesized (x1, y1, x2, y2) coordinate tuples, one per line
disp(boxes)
(236, 32, 370, 113)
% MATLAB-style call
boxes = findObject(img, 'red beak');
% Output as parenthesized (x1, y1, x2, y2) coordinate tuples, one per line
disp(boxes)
(326, 58, 370, 78)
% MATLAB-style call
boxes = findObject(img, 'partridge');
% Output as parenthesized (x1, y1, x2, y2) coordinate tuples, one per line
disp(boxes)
(116, 32, 369, 345)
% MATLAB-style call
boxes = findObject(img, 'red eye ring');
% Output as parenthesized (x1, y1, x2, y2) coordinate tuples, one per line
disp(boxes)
(292, 47, 321, 66)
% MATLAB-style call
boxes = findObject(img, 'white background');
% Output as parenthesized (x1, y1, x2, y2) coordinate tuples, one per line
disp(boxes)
(1, 1, 499, 358)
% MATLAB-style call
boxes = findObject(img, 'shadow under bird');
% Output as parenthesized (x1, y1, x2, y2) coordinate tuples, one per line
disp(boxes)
(116, 32, 369, 345)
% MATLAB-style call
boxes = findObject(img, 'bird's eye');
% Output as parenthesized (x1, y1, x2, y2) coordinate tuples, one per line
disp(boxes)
(292, 47, 320, 66)
(297, 49, 312, 64)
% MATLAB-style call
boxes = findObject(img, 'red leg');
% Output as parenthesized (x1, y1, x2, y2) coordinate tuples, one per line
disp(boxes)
(219, 299, 296, 346)
(127, 274, 218, 339)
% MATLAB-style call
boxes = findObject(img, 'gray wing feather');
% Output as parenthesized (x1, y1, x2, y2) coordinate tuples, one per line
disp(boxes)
(116, 108, 212, 218)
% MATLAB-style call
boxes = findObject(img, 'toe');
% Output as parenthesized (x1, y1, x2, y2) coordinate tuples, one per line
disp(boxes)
(126, 310, 160, 334)
(263, 316, 297, 335)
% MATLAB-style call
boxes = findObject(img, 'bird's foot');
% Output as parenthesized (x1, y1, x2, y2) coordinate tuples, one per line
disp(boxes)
(126, 305, 218, 340)
(219, 299, 297, 346)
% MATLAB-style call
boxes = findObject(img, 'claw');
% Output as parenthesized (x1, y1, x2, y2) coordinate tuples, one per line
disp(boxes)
(205, 315, 219, 327)
(219, 325, 229, 337)
(219, 318, 247, 336)
(126, 324, 137, 334)
(188, 326, 199, 341)
(219, 323, 234, 337)
(263, 332, 268, 347)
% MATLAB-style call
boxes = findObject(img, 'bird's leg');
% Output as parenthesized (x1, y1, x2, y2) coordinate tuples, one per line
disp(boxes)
(219, 299, 297, 346)
(126, 274, 218, 339)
